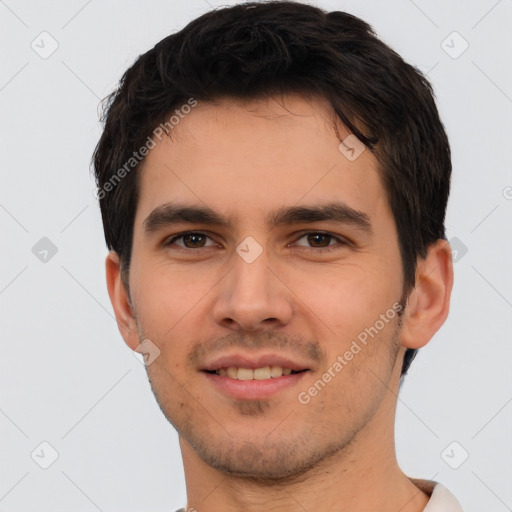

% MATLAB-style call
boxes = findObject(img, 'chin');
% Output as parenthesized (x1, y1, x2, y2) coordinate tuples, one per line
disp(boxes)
(180, 423, 349, 483)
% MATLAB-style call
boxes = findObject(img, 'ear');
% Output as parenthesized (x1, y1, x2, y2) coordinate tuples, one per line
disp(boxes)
(105, 251, 140, 351)
(400, 239, 454, 349)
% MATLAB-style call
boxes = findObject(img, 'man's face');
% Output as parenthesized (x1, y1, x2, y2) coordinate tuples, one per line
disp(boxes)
(127, 95, 406, 479)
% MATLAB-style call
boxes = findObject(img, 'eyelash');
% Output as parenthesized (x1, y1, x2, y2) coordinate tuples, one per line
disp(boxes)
(164, 231, 349, 253)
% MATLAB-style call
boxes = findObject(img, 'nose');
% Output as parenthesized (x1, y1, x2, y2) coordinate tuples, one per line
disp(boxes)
(212, 245, 293, 332)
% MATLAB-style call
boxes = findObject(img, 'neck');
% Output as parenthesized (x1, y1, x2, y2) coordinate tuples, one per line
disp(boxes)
(181, 444, 428, 512)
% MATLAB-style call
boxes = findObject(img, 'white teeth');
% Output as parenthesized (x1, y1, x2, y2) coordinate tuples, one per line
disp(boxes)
(270, 365, 283, 377)
(215, 366, 298, 380)
(237, 368, 254, 381)
(254, 366, 271, 380)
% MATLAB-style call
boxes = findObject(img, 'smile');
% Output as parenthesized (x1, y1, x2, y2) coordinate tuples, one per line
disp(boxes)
(208, 366, 306, 380)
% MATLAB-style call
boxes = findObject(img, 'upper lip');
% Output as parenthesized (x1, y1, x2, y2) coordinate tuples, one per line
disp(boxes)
(201, 352, 311, 372)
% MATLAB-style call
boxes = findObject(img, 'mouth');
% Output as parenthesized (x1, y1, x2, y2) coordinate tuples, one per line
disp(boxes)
(204, 366, 307, 380)
(200, 354, 311, 400)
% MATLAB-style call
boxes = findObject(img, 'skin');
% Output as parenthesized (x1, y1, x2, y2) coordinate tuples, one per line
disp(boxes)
(106, 94, 453, 511)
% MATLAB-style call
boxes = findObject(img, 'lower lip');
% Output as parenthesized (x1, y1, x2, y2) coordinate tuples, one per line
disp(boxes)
(202, 371, 308, 400)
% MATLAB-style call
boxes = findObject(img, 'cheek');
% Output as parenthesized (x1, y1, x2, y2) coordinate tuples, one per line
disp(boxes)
(130, 262, 221, 376)
(286, 261, 397, 336)
(131, 259, 214, 329)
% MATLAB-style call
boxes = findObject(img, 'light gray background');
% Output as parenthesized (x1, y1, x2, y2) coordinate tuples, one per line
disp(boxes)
(1, 0, 511, 510)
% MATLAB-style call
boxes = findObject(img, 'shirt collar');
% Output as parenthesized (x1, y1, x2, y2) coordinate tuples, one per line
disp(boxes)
(409, 478, 464, 511)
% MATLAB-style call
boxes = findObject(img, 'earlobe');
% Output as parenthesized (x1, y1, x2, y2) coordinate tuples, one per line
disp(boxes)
(105, 252, 140, 350)
(400, 239, 454, 350)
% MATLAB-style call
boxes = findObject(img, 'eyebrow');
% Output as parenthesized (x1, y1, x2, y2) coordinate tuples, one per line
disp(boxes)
(268, 202, 372, 234)
(143, 201, 373, 235)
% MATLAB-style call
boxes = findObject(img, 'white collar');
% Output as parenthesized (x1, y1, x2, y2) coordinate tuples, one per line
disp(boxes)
(410, 478, 464, 511)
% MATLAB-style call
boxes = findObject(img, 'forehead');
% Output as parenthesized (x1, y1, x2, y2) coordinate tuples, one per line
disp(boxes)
(134, 94, 389, 228)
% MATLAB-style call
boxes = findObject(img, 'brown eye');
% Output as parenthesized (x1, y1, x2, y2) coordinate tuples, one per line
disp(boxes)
(182, 233, 207, 248)
(291, 231, 351, 254)
(166, 232, 216, 249)
(294, 232, 344, 249)
(305, 233, 332, 247)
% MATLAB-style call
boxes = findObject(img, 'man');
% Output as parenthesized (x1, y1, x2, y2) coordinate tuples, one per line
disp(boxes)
(93, 2, 463, 510)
